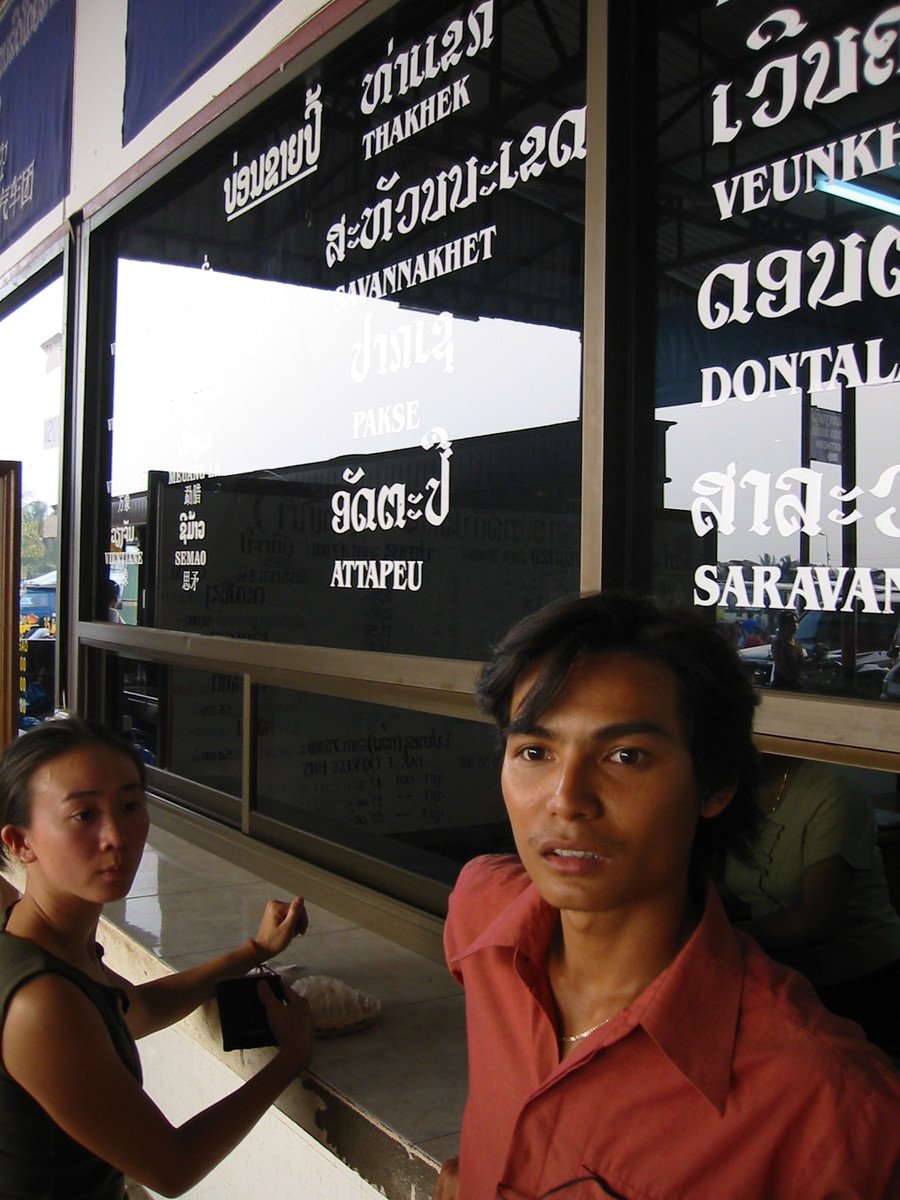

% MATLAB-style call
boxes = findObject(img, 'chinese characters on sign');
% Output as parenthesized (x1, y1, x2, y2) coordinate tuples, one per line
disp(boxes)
(0, 0, 74, 254)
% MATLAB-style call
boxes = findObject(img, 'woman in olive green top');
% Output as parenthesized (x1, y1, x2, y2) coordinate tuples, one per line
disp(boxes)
(0, 718, 313, 1199)
(721, 756, 900, 1057)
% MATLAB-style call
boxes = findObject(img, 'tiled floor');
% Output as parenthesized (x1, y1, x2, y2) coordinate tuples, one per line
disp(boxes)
(103, 823, 468, 1163)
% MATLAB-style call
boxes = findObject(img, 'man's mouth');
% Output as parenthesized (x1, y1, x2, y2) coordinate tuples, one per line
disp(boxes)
(533, 835, 625, 865)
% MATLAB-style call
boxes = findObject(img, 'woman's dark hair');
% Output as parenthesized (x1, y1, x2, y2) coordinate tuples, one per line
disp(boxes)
(0, 718, 146, 861)
(477, 592, 762, 877)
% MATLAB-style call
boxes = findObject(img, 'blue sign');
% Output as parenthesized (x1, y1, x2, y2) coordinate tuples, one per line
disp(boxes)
(0, 0, 74, 257)
(123, 0, 282, 144)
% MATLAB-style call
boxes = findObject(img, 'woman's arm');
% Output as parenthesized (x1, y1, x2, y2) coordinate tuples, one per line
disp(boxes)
(737, 855, 852, 951)
(2, 971, 313, 1197)
(119, 896, 307, 1038)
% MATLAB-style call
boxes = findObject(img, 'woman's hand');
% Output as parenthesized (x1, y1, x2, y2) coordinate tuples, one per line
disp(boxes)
(258, 983, 313, 1070)
(253, 896, 309, 961)
(434, 1156, 460, 1200)
(125, 895, 309, 1038)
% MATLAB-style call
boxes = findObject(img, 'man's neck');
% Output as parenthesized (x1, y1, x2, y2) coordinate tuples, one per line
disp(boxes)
(547, 883, 701, 1040)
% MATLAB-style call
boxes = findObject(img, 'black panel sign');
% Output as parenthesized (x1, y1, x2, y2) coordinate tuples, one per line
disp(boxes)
(155, 424, 580, 658)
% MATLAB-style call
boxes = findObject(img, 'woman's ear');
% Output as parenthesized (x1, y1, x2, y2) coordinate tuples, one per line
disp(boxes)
(1, 825, 34, 864)
(700, 784, 735, 820)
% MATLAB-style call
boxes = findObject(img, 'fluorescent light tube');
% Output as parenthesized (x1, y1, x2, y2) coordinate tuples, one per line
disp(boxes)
(815, 176, 900, 218)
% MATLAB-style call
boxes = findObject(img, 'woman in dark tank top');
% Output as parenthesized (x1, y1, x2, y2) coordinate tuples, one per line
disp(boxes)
(0, 718, 312, 1199)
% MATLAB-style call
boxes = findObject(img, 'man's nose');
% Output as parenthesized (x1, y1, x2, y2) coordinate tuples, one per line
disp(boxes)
(548, 757, 602, 820)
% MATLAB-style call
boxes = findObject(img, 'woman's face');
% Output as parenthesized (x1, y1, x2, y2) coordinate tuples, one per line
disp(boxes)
(3, 743, 149, 906)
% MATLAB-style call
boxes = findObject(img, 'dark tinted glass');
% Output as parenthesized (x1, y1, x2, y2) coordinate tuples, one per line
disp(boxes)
(118, 657, 243, 797)
(255, 685, 509, 884)
(103, 0, 586, 658)
(647, 1, 900, 701)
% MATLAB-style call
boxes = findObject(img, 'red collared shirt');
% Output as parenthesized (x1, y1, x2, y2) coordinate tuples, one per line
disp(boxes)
(445, 855, 900, 1200)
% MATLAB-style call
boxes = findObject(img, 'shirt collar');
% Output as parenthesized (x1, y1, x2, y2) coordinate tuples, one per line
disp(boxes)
(455, 874, 553, 951)
(637, 882, 742, 1114)
(453, 874, 743, 1114)
(454, 876, 557, 988)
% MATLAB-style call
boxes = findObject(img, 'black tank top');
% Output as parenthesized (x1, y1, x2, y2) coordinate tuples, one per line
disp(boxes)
(0, 924, 142, 1199)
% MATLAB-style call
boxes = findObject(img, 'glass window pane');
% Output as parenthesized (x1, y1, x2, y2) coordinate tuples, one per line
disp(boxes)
(650, 1, 900, 701)
(255, 685, 508, 885)
(167, 666, 243, 796)
(118, 658, 243, 797)
(102, 0, 585, 658)
(0, 276, 63, 726)
(118, 657, 161, 767)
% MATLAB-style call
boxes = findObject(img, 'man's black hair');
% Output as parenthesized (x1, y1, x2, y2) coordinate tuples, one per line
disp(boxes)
(477, 592, 761, 877)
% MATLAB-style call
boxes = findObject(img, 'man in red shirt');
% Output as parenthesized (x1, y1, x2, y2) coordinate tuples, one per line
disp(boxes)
(437, 593, 900, 1200)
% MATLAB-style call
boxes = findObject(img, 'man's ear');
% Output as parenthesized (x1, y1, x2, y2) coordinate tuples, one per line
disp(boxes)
(1, 825, 34, 864)
(699, 784, 735, 820)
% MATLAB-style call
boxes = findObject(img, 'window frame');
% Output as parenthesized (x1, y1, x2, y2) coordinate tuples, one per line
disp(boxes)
(60, 0, 898, 958)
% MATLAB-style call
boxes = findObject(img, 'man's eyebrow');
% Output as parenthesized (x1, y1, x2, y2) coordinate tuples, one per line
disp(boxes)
(504, 719, 672, 740)
(504, 719, 552, 739)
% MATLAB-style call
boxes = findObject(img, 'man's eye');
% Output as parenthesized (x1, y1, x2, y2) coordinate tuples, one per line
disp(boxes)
(518, 745, 548, 762)
(609, 747, 644, 766)
(73, 810, 95, 822)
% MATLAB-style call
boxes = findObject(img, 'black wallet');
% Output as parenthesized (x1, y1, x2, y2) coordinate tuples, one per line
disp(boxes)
(216, 973, 284, 1051)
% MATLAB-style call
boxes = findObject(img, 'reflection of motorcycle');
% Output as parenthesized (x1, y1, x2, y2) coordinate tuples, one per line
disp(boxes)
(740, 642, 892, 699)
(802, 643, 892, 700)
(881, 662, 900, 702)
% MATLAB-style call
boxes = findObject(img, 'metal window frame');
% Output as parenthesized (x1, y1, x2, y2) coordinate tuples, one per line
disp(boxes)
(60, 0, 898, 960)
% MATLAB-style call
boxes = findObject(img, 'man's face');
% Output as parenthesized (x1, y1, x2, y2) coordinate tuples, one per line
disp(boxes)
(501, 652, 731, 921)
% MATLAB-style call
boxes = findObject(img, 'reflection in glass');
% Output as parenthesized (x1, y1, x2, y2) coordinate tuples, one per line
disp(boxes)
(102, 0, 586, 657)
(255, 686, 509, 883)
(118, 657, 161, 766)
(167, 667, 243, 797)
(110, 264, 581, 498)
(117, 658, 242, 797)
(0, 276, 63, 726)
(650, 1, 900, 702)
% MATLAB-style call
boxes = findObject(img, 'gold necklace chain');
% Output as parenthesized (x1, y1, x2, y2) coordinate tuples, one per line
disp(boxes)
(558, 1013, 615, 1044)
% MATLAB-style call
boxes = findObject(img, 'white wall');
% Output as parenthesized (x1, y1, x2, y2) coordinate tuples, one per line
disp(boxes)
(139, 1023, 383, 1200)
(0, 0, 332, 281)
